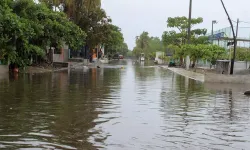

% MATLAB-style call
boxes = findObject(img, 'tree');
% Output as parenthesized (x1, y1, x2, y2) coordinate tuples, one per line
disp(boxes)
(181, 44, 226, 67)
(133, 32, 167, 59)
(0, 0, 86, 67)
(103, 24, 125, 55)
(117, 43, 129, 56)
(132, 47, 143, 58)
(148, 37, 164, 52)
(126, 50, 133, 57)
(133, 32, 150, 58)
(163, 16, 207, 65)
(162, 30, 181, 47)
(192, 36, 210, 45)
(136, 32, 150, 50)
(207, 45, 227, 66)
(182, 44, 207, 67)
(40, 0, 108, 49)
(167, 16, 207, 44)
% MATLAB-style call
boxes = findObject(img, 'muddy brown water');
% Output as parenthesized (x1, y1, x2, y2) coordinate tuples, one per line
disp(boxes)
(0, 60, 250, 150)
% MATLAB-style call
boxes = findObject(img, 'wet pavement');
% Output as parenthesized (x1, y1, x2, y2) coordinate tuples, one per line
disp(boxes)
(166, 67, 205, 82)
(0, 60, 250, 150)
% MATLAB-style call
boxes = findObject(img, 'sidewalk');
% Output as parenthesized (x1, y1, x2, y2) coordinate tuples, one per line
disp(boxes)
(161, 66, 205, 82)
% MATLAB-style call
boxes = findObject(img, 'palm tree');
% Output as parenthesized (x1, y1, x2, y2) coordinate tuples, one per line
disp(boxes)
(61, 0, 101, 23)
(136, 32, 149, 51)
(39, 0, 60, 11)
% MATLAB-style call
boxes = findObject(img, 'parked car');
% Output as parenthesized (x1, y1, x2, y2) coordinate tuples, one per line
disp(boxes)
(119, 55, 124, 59)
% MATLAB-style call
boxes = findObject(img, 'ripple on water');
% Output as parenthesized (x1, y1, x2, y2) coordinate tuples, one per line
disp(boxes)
(1, 63, 250, 149)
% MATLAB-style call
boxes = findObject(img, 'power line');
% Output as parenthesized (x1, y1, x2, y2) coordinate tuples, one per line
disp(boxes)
(232, 20, 250, 24)
(240, 21, 250, 24)
(237, 26, 250, 29)
(232, 20, 237, 23)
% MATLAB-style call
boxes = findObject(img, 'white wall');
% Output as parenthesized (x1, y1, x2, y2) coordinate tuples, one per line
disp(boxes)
(155, 52, 165, 64)
(53, 45, 69, 63)
(234, 61, 250, 70)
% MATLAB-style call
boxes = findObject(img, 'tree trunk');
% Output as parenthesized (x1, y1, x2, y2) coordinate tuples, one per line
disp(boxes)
(192, 59, 196, 68)
(180, 56, 183, 66)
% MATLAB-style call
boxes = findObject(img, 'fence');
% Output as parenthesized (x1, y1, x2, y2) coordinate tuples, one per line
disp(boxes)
(209, 26, 250, 49)
(196, 59, 250, 74)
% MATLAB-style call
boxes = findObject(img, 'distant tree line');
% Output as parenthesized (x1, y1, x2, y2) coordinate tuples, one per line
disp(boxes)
(133, 16, 229, 67)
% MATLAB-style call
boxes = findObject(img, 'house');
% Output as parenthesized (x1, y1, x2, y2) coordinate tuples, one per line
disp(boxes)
(49, 44, 69, 68)
(69, 45, 90, 63)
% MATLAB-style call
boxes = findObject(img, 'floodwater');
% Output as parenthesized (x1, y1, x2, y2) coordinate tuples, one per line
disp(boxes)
(1, 60, 250, 150)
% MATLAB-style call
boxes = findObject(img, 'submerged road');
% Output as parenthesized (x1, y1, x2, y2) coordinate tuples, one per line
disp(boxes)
(0, 60, 250, 149)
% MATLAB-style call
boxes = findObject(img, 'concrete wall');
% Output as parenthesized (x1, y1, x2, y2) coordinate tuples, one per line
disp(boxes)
(155, 52, 165, 64)
(0, 65, 8, 74)
(53, 45, 69, 63)
(198, 60, 250, 73)
(234, 61, 250, 69)
(205, 73, 250, 84)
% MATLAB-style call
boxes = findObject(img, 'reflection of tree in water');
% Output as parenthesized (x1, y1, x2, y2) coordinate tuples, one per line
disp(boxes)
(0, 69, 122, 149)
(159, 74, 209, 131)
(54, 68, 122, 148)
(160, 74, 207, 109)
(204, 83, 250, 123)
(159, 73, 250, 149)
(211, 88, 248, 123)
(0, 73, 58, 148)
(134, 67, 158, 81)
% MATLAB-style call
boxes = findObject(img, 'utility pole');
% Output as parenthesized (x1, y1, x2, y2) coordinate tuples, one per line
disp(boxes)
(212, 20, 217, 44)
(212, 22, 214, 40)
(186, 0, 192, 70)
(220, 0, 237, 75)
(231, 18, 239, 71)
(236, 19, 239, 37)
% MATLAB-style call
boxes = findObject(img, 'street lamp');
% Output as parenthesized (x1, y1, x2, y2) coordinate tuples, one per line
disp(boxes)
(220, 0, 236, 75)
(186, 0, 192, 70)
(211, 20, 217, 41)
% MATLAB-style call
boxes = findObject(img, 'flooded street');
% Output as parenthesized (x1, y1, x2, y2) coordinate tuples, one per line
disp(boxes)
(1, 60, 250, 150)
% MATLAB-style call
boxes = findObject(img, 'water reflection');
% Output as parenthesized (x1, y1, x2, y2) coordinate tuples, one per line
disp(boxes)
(0, 68, 122, 149)
(0, 61, 250, 149)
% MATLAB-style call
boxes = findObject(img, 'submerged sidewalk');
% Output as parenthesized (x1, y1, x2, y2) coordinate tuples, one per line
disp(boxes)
(161, 66, 205, 82)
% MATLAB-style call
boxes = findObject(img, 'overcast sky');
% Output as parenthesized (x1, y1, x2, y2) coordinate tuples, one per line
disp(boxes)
(102, 0, 250, 50)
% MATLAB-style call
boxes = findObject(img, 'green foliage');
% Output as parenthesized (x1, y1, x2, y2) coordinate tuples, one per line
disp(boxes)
(167, 16, 203, 30)
(126, 50, 133, 57)
(161, 16, 209, 65)
(234, 47, 250, 61)
(136, 32, 150, 50)
(0, 0, 86, 67)
(133, 47, 143, 58)
(103, 25, 126, 55)
(41, 0, 128, 56)
(159, 55, 170, 62)
(148, 37, 164, 52)
(163, 16, 207, 46)
(162, 31, 181, 47)
(133, 32, 164, 59)
(168, 43, 226, 66)
(176, 44, 226, 66)
(167, 44, 180, 59)
(207, 45, 227, 64)
(192, 36, 210, 45)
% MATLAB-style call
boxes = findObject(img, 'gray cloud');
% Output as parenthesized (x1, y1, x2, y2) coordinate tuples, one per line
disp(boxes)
(102, 0, 250, 49)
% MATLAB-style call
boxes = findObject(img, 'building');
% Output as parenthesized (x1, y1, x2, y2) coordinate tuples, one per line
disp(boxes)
(209, 26, 250, 49)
